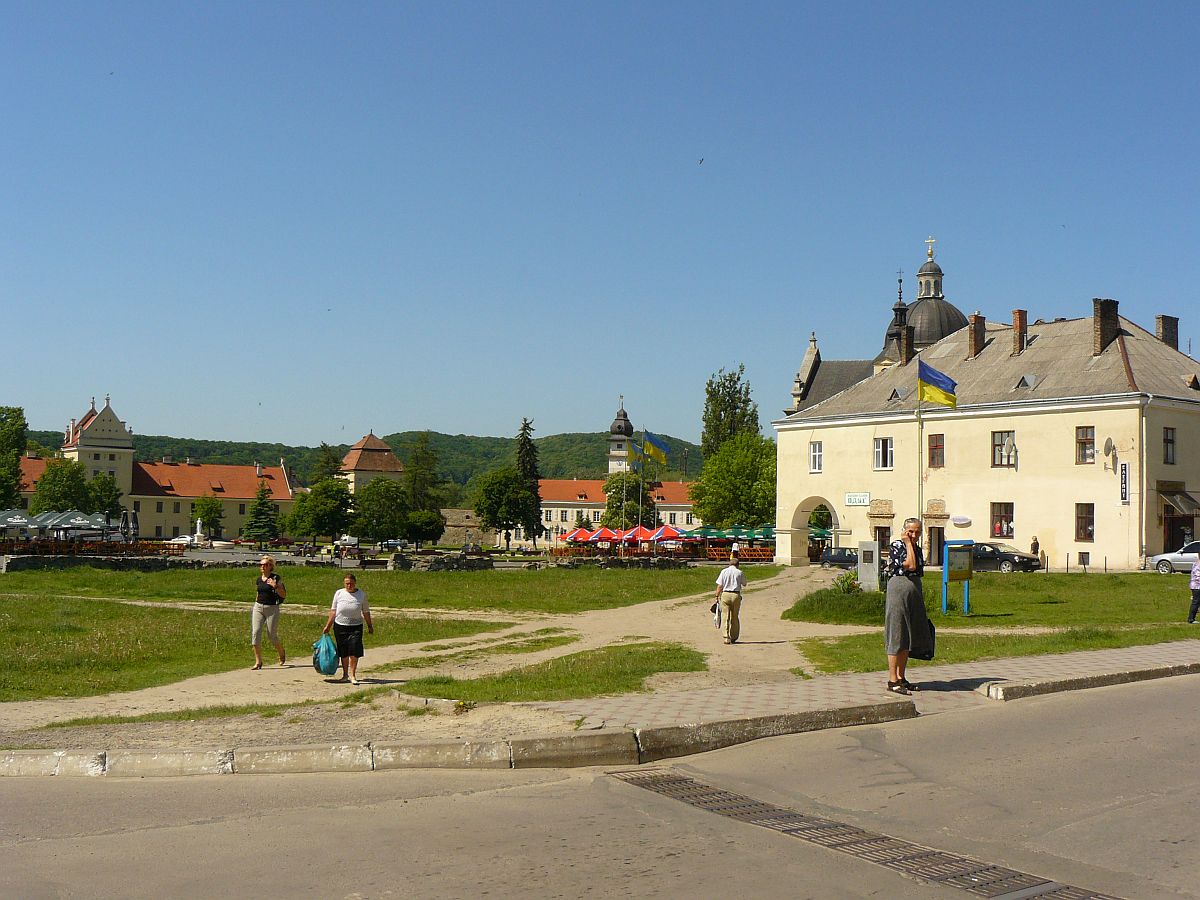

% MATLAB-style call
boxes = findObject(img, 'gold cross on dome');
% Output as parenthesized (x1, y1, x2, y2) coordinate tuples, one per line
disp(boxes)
(925, 235, 937, 259)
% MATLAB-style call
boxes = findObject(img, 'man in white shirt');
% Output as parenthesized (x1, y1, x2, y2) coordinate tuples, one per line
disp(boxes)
(714, 556, 747, 644)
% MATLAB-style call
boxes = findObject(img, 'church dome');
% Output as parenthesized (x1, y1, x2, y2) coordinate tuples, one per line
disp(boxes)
(609, 406, 633, 437)
(918, 258, 943, 276)
(906, 296, 968, 347)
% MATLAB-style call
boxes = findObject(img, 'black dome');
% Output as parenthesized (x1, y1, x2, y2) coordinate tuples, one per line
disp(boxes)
(918, 258, 943, 276)
(609, 407, 633, 437)
(907, 296, 967, 347)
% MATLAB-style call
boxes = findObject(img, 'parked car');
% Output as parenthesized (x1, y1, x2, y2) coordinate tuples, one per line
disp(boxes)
(1147, 541, 1200, 574)
(167, 535, 196, 546)
(820, 547, 859, 570)
(970, 542, 1040, 573)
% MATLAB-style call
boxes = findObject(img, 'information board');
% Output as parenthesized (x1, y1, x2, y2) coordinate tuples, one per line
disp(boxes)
(946, 545, 973, 582)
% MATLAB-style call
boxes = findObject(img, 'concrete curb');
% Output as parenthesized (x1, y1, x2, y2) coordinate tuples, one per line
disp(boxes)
(4, 662, 1196, 778)
(983, 661, 1200, 701)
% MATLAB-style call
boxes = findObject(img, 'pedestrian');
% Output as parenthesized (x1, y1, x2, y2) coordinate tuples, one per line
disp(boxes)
(251, 556, 286, 670)
(322, 573, 374, 684)
(1030, 535, 1040, 557)
(1188, 556, 1200, 625)
(884, 517, 933, 694)
(714, 554, 746, 644)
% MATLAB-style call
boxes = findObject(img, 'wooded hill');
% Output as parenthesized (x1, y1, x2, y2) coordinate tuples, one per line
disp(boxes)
(28, 429, 703, 488)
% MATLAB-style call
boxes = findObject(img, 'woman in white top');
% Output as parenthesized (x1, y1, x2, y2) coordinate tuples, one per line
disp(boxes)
(321, 574, 374, 684)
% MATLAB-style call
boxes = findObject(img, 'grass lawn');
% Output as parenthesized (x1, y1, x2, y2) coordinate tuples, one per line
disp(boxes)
(784, 572, 1193, 627)
(0, 564, 781, 614)
(397, 642, 707, 702)
(797, 625, 1195, 674)
(374, 630, 580, 672)
(0, 598, 509, 702)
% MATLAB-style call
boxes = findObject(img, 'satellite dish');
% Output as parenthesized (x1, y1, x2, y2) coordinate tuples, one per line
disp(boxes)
(1002, 435, 1016, 456)
(950, 515, 971, 527)
(1103, 437, 1114, 457)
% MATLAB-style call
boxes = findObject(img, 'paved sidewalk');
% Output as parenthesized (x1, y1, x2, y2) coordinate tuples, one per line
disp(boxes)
(530, 640, 1200, 728)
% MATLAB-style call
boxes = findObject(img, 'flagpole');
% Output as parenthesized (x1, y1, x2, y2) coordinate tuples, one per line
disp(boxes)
(916, 384, 924, 543)
(638, 425, 645, 532)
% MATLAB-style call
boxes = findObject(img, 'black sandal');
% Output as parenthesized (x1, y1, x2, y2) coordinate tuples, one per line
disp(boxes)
(900, 678, 920, 692)
(886, 680, 910, 695)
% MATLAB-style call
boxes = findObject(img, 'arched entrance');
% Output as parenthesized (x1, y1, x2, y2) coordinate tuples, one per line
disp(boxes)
(776, 496, 840, 566)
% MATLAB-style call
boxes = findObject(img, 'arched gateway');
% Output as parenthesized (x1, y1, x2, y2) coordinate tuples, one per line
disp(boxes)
(775, 496, 839, 566)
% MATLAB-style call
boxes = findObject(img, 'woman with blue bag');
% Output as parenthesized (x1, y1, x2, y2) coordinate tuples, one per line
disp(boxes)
(321, 574, 374, 684)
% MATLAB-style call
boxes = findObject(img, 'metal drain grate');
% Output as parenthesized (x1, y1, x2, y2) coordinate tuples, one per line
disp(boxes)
(611, 769, 1124, 900)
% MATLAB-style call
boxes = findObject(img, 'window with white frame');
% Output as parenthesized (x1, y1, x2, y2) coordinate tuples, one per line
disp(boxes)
(873, 437, 893, 470)
(560, 510, 568, 522)
(592, 511, 602, 522)
(809, 441, 823, 472)
(544, 509, 553, 522)
(685, 513, 694, 525)
(669, 512, 677, 524)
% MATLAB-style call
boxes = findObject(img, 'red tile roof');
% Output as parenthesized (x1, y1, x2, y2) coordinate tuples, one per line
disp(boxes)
(18, 456, 48, 492)
(341, 433, 405, 473)
(537, 478, 694, 505)
(132, 462, 292, 500)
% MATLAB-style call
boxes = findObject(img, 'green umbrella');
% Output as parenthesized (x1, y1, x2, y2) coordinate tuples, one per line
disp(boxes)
(691, 525, 722, 538)
(808, 526, 832, 540)
(747, 525, 776, 540)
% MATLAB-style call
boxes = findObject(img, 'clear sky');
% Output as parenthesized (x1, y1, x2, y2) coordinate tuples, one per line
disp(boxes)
(6, 1, 1198, 445)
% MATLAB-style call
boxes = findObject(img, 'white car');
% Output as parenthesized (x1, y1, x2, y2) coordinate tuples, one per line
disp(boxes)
(167, 535, 196, 546)
(1148, 541, 1200, 574)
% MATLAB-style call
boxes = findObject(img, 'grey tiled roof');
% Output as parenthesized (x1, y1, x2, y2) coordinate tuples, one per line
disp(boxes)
(780, 316, 1200, 421)
(790, 359, 874, 413)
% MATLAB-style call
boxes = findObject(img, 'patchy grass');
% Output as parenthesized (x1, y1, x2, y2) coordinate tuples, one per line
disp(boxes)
(42, 700, 319, 728)
(419, 627, 571, 653)
(376, 632, 580, 672)
(785, 572, 1191, 628)
(0, 598, 510, 702)
(398, 642, 707, 702)
(796, 625, 1197, 674)
(0, 565, 781, 614)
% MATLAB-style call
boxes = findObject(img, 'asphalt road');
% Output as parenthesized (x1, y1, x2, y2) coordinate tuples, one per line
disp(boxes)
(2, 675, 1197, 899)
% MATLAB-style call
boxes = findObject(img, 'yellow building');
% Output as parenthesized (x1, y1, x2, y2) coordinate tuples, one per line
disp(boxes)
(20, 397, 295, 539)
(775, 300, 1200, 570)
(338, 432, 405, 494)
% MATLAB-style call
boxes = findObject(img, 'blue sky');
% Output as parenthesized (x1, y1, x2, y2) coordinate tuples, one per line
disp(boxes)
(5, 2, 1198, 446)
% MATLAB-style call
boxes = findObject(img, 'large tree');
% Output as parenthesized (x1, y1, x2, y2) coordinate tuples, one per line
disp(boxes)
(700, 364, 760, 459)
(473, 466, 537, 551)
(600, 471, 659, 530)
(688, 432, 776, 527)
(405, 509, 446, 548)
(193, 494, 225, 537)
(88, 474, 124, 520)
(28, 458, 92, 514)
(0, 406, 28, 508)
(403, 431, 442, 513)
(513, 418, 543, 547)
(353, 477, 410, 543)
(301, 477, 354, 543)
(242, 480, 280, 545)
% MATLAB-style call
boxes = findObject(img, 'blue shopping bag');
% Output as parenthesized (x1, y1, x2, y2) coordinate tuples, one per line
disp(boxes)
(312, 633, 339, 675)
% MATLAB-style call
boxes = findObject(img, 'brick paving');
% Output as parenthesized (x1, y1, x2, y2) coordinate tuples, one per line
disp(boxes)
(529, 640, 1200, 729)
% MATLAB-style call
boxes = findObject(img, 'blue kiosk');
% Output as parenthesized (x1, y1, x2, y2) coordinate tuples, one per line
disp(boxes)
(942, 540, 974, 615)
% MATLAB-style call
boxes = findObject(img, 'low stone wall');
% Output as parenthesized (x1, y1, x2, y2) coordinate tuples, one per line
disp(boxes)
(386, 553, 494, 572)
(551, 556, 686, 570)
(0, 555, 259, 574)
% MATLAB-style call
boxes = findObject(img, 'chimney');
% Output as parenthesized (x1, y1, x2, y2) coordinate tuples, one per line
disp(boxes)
(1155, 315, 1179, 351)
(898, 325, 915, 365)
(1012, 309, 1028, 355)
(967, 312, 986, 359)
(162, 455, 172, 464)
(255, 461, 263, 477)
(1093, 298, 1120, 356)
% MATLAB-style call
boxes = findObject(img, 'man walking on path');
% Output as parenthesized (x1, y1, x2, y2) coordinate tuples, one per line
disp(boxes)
(714, 555, 747, 644)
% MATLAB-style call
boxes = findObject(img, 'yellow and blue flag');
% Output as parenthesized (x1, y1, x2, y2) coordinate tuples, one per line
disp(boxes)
(628, 442, 647, 469)
(643, 432, 669, 464)
(917, 359, 957, 408)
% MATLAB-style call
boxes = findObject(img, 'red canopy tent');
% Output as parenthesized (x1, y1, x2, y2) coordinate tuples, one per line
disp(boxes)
(588, 527, 618, 542)
(625, 525, 657, 542)
(561, 527, 592, 542)
(650, 524, 682, 542)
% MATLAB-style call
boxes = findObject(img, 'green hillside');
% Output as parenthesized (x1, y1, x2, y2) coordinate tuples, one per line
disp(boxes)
(28, 429, 703, 488)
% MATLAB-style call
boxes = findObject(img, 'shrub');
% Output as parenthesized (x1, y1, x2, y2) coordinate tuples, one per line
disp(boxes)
(832, 571, 861, 594)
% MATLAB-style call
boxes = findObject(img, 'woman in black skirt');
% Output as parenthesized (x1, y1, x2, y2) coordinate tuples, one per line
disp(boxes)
(321, 573, 374, 684)
(884, 517, 932, 694)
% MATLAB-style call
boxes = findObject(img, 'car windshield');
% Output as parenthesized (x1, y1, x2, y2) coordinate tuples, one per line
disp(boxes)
(991, 543, 1022, 554)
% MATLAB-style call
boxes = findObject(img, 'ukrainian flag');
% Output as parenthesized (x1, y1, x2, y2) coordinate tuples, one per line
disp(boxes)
(628, 442, 647, 469)
(917, 359, 957, 408)
(643, 431, 670, 464)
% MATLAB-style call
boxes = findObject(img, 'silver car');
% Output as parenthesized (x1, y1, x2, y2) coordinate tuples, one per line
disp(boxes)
(1148, 541, 1200, 574)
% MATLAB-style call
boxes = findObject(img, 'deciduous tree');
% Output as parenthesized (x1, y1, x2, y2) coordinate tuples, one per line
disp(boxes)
(193, 494, 225, 537)
(29, 458, 91, 514)
(302, 477, 354, 543)
(688, 433, 776, 527)
(473, 467, 535, 551)
(405, 509, 446, 548)
(0, 406, 28, 509)
(309, 442, 345, 483)
(88, 474, 124, 520)
(700, 364, 760, 459)
(403, 431, 442, 514)
(353, 477, 410, 543)
(600, 471, 659, 529)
